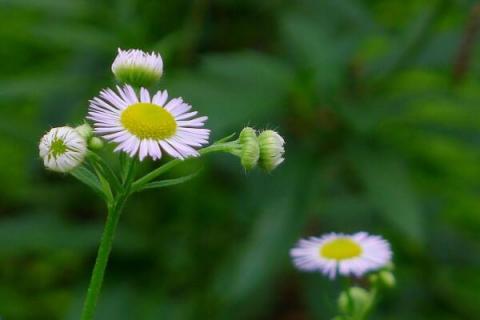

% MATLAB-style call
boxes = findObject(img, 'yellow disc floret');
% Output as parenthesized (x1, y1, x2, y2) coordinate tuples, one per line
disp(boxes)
(320, 238, 362, 260)
(121, 103, 177, 140)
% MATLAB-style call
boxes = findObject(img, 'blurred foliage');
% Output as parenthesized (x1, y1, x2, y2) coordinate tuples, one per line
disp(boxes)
(1, 0, 480, 319)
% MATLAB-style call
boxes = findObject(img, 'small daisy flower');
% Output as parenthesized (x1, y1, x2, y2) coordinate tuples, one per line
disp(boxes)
(258, 130, 285, 172)
(88, 85, 209, 161)
(290, 232, 392, 279)
(39, 126, 87, 173)
(112, 49, 163, 87)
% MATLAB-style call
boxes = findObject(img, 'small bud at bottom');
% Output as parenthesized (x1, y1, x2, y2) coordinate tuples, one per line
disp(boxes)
(338, 287, 371, 316)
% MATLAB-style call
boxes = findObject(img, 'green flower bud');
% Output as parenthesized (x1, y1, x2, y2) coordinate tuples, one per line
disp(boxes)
(238, 127, 259, 170)
(88, 137, 104, 150)
(378, 270, 396, 288)
(258, 130, 285, 172)
(75, 123, 93, 139)
(385, 262, 395, 271)
(338, 287, 371, 316)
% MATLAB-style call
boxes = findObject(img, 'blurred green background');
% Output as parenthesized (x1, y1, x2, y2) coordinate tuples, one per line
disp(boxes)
(1, 0, 480, 319)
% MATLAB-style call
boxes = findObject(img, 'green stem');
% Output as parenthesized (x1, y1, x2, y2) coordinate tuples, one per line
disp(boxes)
(132, 158, 181, 191)
(79, 195, 127, 320)
(80, 158, 136, 320)
(131, 141, 238, 191)
(360, 287, 378, 320)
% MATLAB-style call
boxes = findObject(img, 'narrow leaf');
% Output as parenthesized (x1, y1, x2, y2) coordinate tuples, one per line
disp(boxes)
(213, 132, 237, 144)
(70, 165, 104, 197)
(94, 165, 114, 204)
(139, 171, 201, 191)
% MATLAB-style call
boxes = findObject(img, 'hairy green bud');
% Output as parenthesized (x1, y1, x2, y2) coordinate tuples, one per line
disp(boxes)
(258, 130, 285, 172)
(238, 127, 259, 170)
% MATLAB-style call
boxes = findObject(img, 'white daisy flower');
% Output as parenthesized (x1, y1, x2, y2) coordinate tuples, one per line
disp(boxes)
(39, 126, 87, 173)
(88, 85, 210, 161)
(290, 232, 392, 279)
(112, 48, 163, 87)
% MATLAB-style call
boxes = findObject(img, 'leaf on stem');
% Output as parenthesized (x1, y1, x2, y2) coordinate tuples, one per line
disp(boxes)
(93, 165, 114, 204)
(70, 165, 104, 197)
(138, 170, 201, 191)
(213, 132, 237, 144)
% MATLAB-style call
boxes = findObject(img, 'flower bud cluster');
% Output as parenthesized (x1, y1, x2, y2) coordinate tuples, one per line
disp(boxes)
(233, 127, 285, 172)
(336, 267, 396, 319)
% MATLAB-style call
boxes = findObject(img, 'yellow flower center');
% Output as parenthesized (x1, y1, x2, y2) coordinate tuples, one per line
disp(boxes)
(121, 103, 176, 140)
(320, 238, 362, 260)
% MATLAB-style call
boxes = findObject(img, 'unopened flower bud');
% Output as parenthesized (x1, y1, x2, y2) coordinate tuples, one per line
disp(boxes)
(75, 123, 93, 139)
(378, 270, 395, 288)
(112, 48, 163, 87)
(338, 287, 371, 316)
(39, 127, 87, 173)
(88, 137, 104, 150)
(258, 130, 285, 172)
(238, 127, 259, 170)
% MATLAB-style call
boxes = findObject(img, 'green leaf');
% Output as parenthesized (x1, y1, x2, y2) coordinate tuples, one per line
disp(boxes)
(89, 152, 122, 193)
(70, 165, 104, 198)
(350, 145, 424, 243)
(93, 165, 114, 204)
(139, 171, 201, 191)
(213, 132, 237, 144)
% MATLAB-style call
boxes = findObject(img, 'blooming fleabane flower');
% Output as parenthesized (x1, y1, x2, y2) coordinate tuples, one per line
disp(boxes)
(88, 85, 209, 161)
(39, 126, 87, 173)
(290, 232, 392, 279)
(258, 130, 285, 172)
(112, 49, 163, 87)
